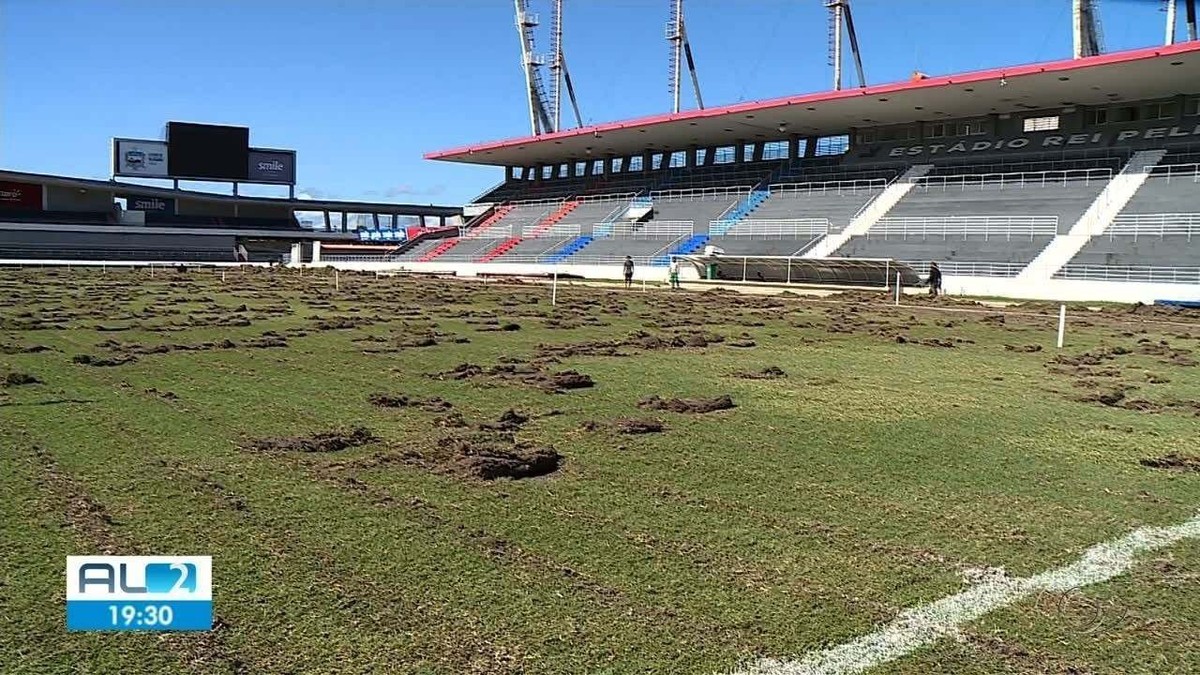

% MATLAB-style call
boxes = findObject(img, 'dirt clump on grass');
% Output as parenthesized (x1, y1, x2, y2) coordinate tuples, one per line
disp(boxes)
(613, 418, 666, 434)
(429, 362, 594, 393)
(537, 329, 727, 362)
(732, 366, 787, 380)
(1074, 386, 1132, 407)
(1139, 454, 1200, 472)
(71, 353, 138, 367)
(479, 409, 530, 432)
(897, 333, 960, 348)
(367, 393, 453, 412)
(3, 371, 42, 386)
(433, 412, 468, 428)
(241, 426, 377, 453)
(579, 418, 666, 434)
(1053, 346, 1131, 367)
(637, 394, 735, 414)
(402, 429, 562, 480)
(0, 342, 53, 354)
(1004, 344, 1043, 353)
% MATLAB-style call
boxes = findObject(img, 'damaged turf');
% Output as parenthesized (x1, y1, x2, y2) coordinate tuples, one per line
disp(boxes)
(637, 394, 736, 414)
(241, 426, 378, 453)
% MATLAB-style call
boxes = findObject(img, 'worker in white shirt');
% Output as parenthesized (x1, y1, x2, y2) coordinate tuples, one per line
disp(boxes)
(668, 258, 681, 290)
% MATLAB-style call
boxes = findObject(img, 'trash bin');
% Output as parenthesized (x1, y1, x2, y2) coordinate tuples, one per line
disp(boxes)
(706, 263, 717, 280)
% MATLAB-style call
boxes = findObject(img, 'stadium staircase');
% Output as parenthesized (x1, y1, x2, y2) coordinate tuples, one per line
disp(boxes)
(1017, 148, 1167, 281)
(417, 238, 460, 262)
(529, 200, 580, 235)
(477, 200, 581, 263)
(544, 235, 594, 263)
(467, 204, 516, 236)
(652, 233, 710, 266)
(709, 190, 771, 235)
(803, 164, 932, 258)
(418, 203, 518, 262)
(596, 196, 653, 236)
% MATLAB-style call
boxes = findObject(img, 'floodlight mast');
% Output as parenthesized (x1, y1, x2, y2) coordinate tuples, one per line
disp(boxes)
(552, 0, 584, 130)
(667, 0, 704, 113)
(829, 1, 843, 90)
(827, 1, 866, 90)
(1073, 0, 1103, 58)
(515, 0, 552, 135)
(1167, 0, 1178, 45)
(550, 0, 563, 132)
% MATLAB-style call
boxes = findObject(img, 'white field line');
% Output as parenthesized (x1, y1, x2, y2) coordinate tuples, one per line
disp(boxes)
(727, 512, 1200, 675)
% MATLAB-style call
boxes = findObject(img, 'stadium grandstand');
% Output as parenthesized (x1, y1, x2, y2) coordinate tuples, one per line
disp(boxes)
(0, 169, 461, 264)
(404, 38, 1200, 302)
(3, 2, 1198, 303)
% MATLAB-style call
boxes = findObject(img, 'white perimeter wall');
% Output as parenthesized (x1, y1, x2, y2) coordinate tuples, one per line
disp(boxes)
(313, 260, 1199, 304)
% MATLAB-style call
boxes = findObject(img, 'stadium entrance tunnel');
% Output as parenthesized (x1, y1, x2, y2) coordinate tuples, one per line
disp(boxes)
(682, 255, 921, 287)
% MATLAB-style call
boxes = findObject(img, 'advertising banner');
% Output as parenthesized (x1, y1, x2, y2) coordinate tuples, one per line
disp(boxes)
(113, 139, 169, 178)
(247, 149, 296, 184)
(0, 181, 44, 209)
(123, 195, 175, 213)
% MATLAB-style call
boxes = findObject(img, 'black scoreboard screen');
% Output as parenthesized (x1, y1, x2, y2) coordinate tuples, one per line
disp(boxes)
(166, 122, 250, 181)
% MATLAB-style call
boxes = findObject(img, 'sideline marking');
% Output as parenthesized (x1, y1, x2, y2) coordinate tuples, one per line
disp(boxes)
(727, 512, 1200, 675)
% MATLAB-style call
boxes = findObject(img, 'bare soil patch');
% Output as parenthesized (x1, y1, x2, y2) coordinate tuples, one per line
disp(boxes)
(429, 362, 594, 393)
(400, 429, 562, 480)
(732, 366, 787, 380)
(1004, 344, 1043, 353)
(637, 394, 735, 414)
(367, 393, 453, 412)
(1139, 454, 1200, 472)
(3, 371, 42, 386)
(241, 426, 377, 453)
(0, 342, 53, 354)
(71, 353, 138, 367)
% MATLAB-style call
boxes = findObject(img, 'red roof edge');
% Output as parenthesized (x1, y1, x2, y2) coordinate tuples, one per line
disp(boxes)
(425, 41, 1200, 162)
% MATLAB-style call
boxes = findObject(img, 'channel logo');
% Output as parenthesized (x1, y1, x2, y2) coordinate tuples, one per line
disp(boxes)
(66, 556, 212, 632)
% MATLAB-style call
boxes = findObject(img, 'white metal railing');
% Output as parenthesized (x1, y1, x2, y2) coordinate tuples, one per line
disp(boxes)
(601, 220, 693, 238)
(521, 222, 582, 238)
(650, 185, 752, 201)
(901, 260, 1028, 278)
(576, 192, 637, 203)
(769, 178, 888, 195)
(1146, 162, 1200, 180)
(712, 218, 831, 238)
(322, 255, 394, 262)
(1057, 264, 1200, 285)
(911, 168, 1112, 190)
(466, 223, 514, 239)
(869, 216, 1059, 239)
(1107, 213, 1200, 239)
(509, 197, 574, 208)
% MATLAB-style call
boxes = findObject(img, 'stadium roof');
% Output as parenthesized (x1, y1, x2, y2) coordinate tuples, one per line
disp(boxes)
(0, 169, 461, 216)
(427, 41, 1200, 167)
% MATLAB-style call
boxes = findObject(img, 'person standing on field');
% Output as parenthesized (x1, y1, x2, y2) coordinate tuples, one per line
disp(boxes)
(668, 258, 681, 289)
(623, 256, 634, 289)
(928, 262, 942, 297)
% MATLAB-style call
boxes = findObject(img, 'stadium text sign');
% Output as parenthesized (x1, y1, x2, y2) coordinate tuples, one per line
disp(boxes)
(247, 149, 296, 185)
(886, 124, 1200, 157)
(113, 139, 169, 178)
(123, 195, 175, 213)
(67, 555, 212, 632)
(0, 180, 43, 209)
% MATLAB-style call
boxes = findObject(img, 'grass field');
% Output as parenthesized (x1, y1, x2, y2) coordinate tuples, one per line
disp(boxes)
(1, 266, 1198, 674)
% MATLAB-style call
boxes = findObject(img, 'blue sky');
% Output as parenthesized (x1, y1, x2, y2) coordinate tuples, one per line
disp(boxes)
(0, 0, 1178, 204)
